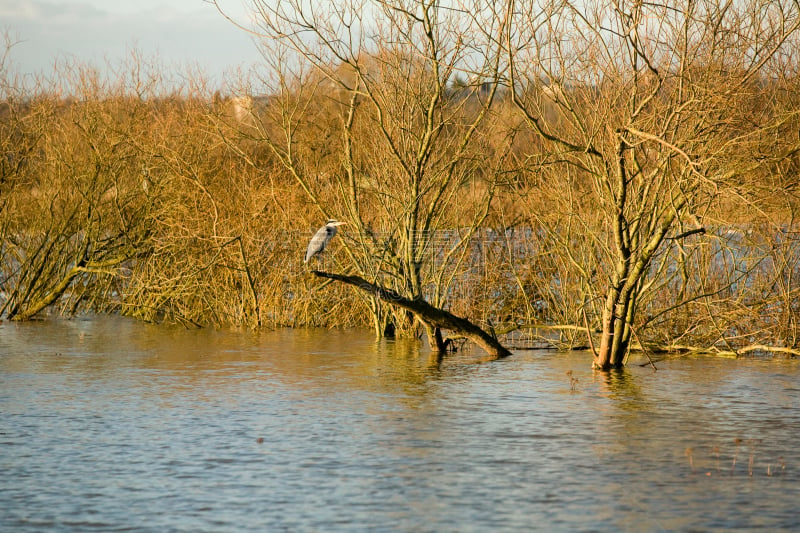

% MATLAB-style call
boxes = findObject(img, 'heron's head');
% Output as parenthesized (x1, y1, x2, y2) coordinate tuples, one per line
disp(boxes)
(326, 220, 347, 227)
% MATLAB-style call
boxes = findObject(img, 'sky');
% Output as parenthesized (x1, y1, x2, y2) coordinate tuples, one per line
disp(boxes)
(1, 0, 266, 88)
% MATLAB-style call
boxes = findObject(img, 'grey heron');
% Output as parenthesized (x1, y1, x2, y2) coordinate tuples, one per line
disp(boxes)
(304, 220, 346, 263)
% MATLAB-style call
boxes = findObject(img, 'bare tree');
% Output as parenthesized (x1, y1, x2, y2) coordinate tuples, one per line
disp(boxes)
(0, 60, 154, 321)
(503, 0, 800, 368)
(231, 0, 516, 356)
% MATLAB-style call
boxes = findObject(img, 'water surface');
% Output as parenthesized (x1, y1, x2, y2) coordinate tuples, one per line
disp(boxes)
(1, 316, 799, 531)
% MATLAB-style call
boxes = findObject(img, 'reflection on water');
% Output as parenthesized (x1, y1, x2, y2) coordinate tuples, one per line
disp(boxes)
(1, 315, 799, 531)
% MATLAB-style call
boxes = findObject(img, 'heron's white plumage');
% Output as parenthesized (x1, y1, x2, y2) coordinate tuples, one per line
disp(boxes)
(304, 220, 346, 263)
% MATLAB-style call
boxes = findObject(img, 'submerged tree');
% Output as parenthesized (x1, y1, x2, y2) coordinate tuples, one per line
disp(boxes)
(503, 0, 800, 368)
(0, 63, 153, 321)
(228, 0, 515, 356)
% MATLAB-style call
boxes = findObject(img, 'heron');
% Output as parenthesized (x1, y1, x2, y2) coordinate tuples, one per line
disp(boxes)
(304, 220, 346, 263)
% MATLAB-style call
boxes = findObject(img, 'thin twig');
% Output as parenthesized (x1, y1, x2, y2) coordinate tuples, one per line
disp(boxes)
(582, 307, 599, 359)
(629, 323, 657, 371)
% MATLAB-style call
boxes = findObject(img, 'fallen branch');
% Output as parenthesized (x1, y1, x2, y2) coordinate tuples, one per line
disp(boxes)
(311, 270, 512, 357)
(494, 322, 591, 336)
(701, 344, 800, 358)
(634, 343, 800, 361)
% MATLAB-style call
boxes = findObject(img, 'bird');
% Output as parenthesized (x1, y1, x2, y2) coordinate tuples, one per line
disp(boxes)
(304, 220, 346, 263)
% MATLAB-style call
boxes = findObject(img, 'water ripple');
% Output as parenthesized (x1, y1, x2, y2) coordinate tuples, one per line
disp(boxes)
(1, 316, 799, 532)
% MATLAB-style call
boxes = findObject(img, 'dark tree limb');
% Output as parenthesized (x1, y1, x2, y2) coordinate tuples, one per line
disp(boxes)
(312, 270, 512, 358)
(667, 227, 706, 240)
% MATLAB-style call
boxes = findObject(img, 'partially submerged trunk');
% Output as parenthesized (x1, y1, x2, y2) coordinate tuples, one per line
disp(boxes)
(594, 289, 634, 370)
(311, 270, 512, 358)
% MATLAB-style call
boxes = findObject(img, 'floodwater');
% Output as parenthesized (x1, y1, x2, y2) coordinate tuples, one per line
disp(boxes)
(1, 316, 799, 532)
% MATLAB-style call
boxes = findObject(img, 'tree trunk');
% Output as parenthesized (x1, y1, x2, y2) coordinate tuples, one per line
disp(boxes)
(594, 290, 633, 370)
(8, 263, 85, 321)
(311, 270, 512, 358)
